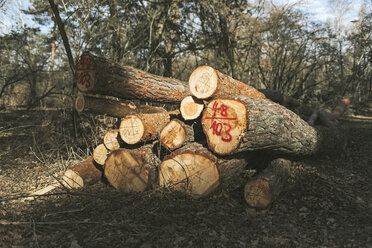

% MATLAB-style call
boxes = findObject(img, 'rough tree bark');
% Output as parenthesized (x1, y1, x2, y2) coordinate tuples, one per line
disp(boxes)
(76, 52, 190, 103)
(188, 65, 265, 99)
(75, 95, 168, 118)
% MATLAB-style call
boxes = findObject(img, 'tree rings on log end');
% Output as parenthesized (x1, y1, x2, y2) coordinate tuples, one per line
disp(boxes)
(75, 95, 85, 113)
(104, 129, 121, 151)
(180, 96, 204, 120)
(202, 99, 247, 155)
(244, 178, 273, 209)
(62, 169, 84, 188)
(160, 119, 186, 150)
(104, 149, 149, 192)
(189, 66, 218, 99)
(119, 115, 145, 144)
(93, 144, 108, 166)
(77, 54, 95, 91)
(159, 152, 219, 197)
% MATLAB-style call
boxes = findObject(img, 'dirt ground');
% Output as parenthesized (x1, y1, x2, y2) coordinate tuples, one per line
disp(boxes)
(0, 106, 371, 248)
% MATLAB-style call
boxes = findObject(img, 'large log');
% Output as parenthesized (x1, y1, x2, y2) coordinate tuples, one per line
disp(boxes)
(188, 65, 265, 99)
(75, 94, 168, 118)
(104, 147, 160, 192)
(202, 96, 332, 156)
(62, 156, 102, 189)
(158, 143, 248, 198)
(119, 111, 170, 145)
(244, 158, 291, 209)
(76, 53, 190, 103)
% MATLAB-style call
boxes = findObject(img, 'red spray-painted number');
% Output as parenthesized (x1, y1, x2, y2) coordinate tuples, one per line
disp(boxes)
(206, 102, 235, 143)
(78, 72, 91, 89)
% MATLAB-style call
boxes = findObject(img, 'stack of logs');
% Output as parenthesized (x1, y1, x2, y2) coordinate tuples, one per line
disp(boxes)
(62, 52, 349, 209)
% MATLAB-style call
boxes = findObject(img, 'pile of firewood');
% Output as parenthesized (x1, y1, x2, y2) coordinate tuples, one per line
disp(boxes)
(62, 52, 349, 209)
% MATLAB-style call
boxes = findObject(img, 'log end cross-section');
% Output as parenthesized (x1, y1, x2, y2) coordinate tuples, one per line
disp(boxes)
(119, 115, 145, 144)
(159, 143, 219, 197)
(160, 119, 187, 151)
(189, 66, 219, 99)
(202, 99, 247, 155)
(93, 144, 109, 167)
(180, 96, 205, 120)
(104, 148, 157, 192)
(62, 156, 102, 189)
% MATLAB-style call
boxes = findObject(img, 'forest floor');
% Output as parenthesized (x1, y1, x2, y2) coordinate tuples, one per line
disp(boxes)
(0, 104, 371, 248)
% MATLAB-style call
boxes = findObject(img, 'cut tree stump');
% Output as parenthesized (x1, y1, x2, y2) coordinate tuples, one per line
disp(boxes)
(93, 144, 109, 166)
(244, 158, 291, 209)
(104, 147, 160, 192)
(76, 53, 190, 103)
(159, 119, 194, 150)
(75, 94, 167, 118)
(180, 96, 204, 120)
(188, 65, 265, 99)
(119, 111, 170, 145)
(104, 129, 122, 151)
(62, 156, 102, 189)
(158, 142, 249, 197)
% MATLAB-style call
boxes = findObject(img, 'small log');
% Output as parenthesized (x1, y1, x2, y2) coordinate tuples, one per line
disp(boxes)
(188, 65, 265, 99)
(104, 129, 122, 151)
(159, 119, 194, 151)
(202, 97, 319, 155)
(62, 156, 102, 189)
(158, 142, 249, 197)
(76, 53, 190, 103)
(244, 158, 291, 209)
(119, 111, 170, 145)
(180, 96, 204, 120)
(93, 144, 109, 166)
(75, 94, 167, 118)
(104, 147, 160, 192)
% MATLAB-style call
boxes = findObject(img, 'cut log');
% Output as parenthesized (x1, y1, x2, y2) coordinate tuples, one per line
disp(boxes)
(119, 111, 170, 145)
(158, 143, 219, 197)
(202, 97, 319, 155)
(104, 129, 122, 151)
(180, 96, 204, 120)
(188, 65, 265, 99)
(104, 147, 160, 192)
(93, 144, 109, 166)
(159, 119, 194, 150)
(76, 52, 190, 103)
(158, 142, 249, 197)
(62, 156, 102, 189)
(75, 94, 168, 118)
(203, 96, 348, 156)
(244, 158, 291, 209)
